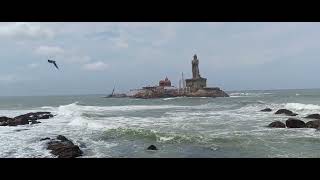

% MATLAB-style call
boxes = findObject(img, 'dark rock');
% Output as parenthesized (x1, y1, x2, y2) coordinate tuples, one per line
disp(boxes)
(305, 114, 320, 120)
(0, 112, 53, 127)
(47, 135, 83, 158)
(305, 120, 320, 129)
(0, 121, 8, 126)
(147, 145, 158, 150)
(39, 114, 52, 119)
(268, 121, 286, 128)
(0, 116, 12, 122)
(40, 137, 51, 141)
(31, 120, 41, 124)
(0, 116, 13, 126)
(261, 108, 272, 112)
(14, 112, 53, 122)
(14, 129, 29, 132)
(7, 118, 29, 126)
(286, 118, 306, 128)
(47, 141, 83, 158)
(57, 135, 69, 142)
(275, 109, 298, 116)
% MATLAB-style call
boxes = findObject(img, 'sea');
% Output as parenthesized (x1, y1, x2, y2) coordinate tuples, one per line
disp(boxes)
(1, 89, 320, 158)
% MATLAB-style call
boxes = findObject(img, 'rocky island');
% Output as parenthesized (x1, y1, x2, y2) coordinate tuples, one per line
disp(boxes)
(130, 54, 229, 98)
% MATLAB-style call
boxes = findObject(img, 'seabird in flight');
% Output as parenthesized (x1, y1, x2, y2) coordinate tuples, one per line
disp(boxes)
(48, 60, 59, 70)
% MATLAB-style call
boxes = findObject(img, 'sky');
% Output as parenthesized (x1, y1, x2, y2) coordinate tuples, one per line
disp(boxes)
(1, 22, 320, 96)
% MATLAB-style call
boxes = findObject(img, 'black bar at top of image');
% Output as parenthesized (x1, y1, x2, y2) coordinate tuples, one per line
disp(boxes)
(1, 1, 320, 22)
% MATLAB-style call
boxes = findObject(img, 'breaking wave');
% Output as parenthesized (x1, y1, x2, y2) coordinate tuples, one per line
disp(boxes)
(284, 103, 320, 111)
(229, 92, 273, 97)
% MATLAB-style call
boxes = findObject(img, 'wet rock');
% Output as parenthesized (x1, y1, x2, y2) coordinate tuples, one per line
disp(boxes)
(47, 135, 83, 158)
(305, 120, 320, 129)
(40, 137, 51, 141)
(7, 118, 29, 126)
(0, 117, 12, 126)
(147, 145, 158, 150)
(286, 118, 306, 128)
(261, 108, 272, 112)
(275, 109, 298, 116)
(14, 129, 29, 132)
(0, 121, 8, 126)
(57, 135, 69, 141)
(0, 112, 53, 127)
(14, 112, 53, 122)
(0, 116, 12, 122)
(268, 121, 286, 128)
(305, 114, 320, 120)
(31, 120, 41, 124)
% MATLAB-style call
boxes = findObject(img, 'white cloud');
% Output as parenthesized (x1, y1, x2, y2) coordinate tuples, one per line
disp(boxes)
(34, 45, 65, 56)
(83, 61, 109, 71)
(0, 22, 54, 40)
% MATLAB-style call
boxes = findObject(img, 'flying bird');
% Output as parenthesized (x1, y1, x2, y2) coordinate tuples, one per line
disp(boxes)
(48, 60, 59, 70)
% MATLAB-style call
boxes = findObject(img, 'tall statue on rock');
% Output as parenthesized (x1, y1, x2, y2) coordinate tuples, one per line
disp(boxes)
(192, 54, 201, 79)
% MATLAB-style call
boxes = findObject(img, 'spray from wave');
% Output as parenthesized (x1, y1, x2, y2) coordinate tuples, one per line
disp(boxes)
(284, 103, 320, 111)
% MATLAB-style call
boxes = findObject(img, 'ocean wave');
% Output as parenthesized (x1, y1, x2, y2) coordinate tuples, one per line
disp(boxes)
(284, 103, 320, 111)
(229, 92, 272, 97)
(102, 128, 207, 144)
(162, 97, 185, 101)
(58, 102, 187, 112)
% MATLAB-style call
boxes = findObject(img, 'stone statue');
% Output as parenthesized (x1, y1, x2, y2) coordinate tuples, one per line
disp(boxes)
(192, 54, 200, 79)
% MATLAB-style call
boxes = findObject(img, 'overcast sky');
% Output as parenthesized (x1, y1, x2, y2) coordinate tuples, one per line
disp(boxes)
(1, 22, 320, 96)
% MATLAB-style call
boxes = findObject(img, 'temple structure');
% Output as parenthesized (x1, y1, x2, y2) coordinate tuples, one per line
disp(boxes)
(159, 77, 172, 87)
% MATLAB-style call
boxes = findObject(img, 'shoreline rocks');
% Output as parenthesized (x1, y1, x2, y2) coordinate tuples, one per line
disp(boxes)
(305, 114, 320, 120)
(268, 121, 285, 128)
(275, 109, 298, 116)
(46, 135, 83, 158)
(285, 118, 306, 128)
(305, 120, 320, 129)
(0, 112, 54, 127)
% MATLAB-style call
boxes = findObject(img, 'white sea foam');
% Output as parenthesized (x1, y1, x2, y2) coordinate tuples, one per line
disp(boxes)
(56, 102, 187, 113)
(284, 103, 320, 111)
(229, 92, 273, 98)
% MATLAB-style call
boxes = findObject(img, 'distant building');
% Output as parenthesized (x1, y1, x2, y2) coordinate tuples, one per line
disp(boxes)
(159, 77, 172, 87)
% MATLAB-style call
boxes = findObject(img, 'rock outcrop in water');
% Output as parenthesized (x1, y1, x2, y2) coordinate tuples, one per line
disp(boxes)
(0, 112, 54, 126)
(305, 120, 320, 129)
(275, 109, 298, 116)
(268, 121, 286, 128)
(305, 114, 320, 120)
(0, 116, 13, 126)
(186, 88, 229, 98)
(46, 135, 83, 158)
(129, 55, 229, 99)
(267, 119, 320, 129)
(147, 145, 158, 150)
(261, 108, 272, 112)
(285, 118, 306, 128)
